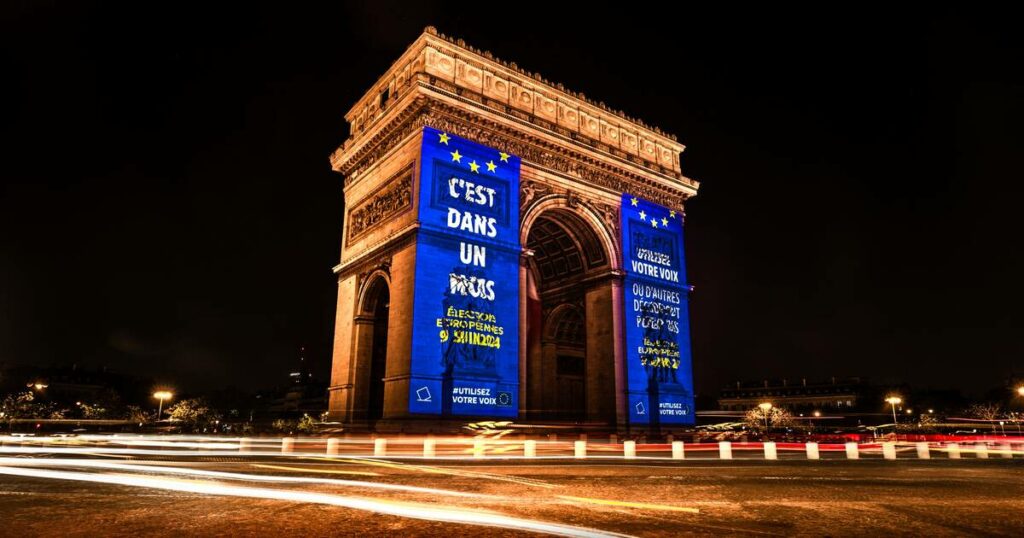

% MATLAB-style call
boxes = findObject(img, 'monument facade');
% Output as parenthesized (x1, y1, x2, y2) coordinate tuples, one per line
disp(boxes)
(327, 28, 700, 432)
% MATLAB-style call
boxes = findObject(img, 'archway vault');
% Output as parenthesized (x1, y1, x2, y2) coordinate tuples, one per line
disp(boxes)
(520, 194, 622, 273)
(523, 198, 621, 425)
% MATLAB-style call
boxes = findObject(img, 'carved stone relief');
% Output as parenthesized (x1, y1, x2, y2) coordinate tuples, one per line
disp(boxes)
(347, 166, 413, 243)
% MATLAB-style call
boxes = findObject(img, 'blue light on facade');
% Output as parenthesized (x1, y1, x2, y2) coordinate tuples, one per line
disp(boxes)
(407, 127, 521, 418)
(621, 194, 695, 426)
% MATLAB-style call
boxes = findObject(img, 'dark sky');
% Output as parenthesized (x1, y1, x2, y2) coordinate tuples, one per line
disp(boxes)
(2, 3, 1022, 396)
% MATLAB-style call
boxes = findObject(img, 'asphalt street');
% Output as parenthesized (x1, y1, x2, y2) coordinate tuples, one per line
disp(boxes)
(1, 456, 1022, 537)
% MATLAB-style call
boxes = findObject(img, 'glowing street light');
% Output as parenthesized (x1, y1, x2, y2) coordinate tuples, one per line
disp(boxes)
(153, 391, 174, 420)
(885, 396, 902, 427)
(758, 402, 773, 431)
(1016, 386, 1024, 397)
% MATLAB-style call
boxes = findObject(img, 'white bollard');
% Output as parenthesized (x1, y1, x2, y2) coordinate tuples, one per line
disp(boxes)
(845, 442, 859, 459)
(882, 441, 897, 460)
(326, 437, 341, 455)
(975, 443, 988, 459)
(1000, 444, 1013, 459)
(422, 438, 435, 458)
(947, 442, 961, 459)
(806, 442, 820, 460)
(763, 441, 778, 460)
(239, 438, 254, 452)
(719, 441, 733, 460)
(574, 440, 587, 459)
(374, 438, 387, 457)
(672, 441, 685, 460)
(916, 442, 930, 459)
(473, 438, 485, 459)
(524, 440, 536, 458)
(281, 437, 295, 454)
(624, 440, 637, 459)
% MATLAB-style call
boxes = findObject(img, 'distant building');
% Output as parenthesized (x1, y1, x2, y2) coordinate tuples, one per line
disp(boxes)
(0, 363, 150, 406)
(261, 347, 327, 418)
(718, 377, 873, 412)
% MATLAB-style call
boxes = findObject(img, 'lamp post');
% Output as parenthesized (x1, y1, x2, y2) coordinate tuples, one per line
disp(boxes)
(885, 396, 902, 428)
(153, 391, 173, 420)
(758, 402, 773, 431)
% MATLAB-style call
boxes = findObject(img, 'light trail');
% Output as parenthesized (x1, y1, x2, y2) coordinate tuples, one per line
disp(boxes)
(0, 458, 490, 499)
(250, 463, 380, 476)
(0, 464, 630, 538)
(556, 495, 699, 514)
(328, 457, 557, 488)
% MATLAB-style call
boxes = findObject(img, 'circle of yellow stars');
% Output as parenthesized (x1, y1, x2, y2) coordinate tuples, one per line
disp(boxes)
(630, 196, 679, 229)
(438, 131, 510, 174)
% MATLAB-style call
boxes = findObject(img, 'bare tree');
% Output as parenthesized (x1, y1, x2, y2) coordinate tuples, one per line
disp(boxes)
(968, 403, 1002, 432)
(744, 406, 795, 432)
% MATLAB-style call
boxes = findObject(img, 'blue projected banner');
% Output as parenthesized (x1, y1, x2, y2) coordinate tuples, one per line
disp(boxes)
(408, 127, 521, 418)
(621, 194, 695, 426)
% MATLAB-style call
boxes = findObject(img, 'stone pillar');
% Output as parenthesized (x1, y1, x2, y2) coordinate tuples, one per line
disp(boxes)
(348, 316, 376, 422)
(381, 246, 415, 420)
(518, 258, 529, 419)
(328, 274, 358, 422)
(585, 278, 617, 426)
(540, 341, 558, 418)
(610, 274, 628, 432)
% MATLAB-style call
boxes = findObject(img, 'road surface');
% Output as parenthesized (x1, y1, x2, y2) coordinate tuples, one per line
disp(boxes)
(1, 450, 1021, 536)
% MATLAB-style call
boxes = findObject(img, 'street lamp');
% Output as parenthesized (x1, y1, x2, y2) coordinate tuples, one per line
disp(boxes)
(153, 391, 173, 420)
(1016, 386, 1024, 397)
(885, 396, 902, 427)
(758, 402, 773, 431)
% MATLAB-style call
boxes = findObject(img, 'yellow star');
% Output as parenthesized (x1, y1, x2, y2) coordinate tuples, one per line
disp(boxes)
(499, 152, 510, 163)
(630, 197, 638, 207)
(661, 217, 668, 227)
(438, 132, 450, 145)
(651, 219, 659, 228)
(485, 160, 497, 173)
(669, 210, 676, 218)
(450, 150, 462, 162)
(639, 210, 647, 221)
(469, 160, 480, 173)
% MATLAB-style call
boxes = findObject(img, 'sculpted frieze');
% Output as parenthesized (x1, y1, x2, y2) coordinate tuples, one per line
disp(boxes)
(347, 167, 413, 243)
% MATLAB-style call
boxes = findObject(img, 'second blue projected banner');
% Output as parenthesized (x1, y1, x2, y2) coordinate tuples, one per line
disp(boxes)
(408, 127, 521, 418)
(621, 194, 695, 426)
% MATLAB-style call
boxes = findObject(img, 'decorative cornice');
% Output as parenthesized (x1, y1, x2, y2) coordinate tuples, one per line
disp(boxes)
(335, 96, 695, 210)
(335, 223, 418, 279)
(418, 27, 678, 142)
(337, 28, 692, 182)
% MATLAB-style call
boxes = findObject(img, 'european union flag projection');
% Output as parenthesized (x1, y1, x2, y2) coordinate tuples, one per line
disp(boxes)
(408, 127, 521, 418)
(621, 194, 695, 426)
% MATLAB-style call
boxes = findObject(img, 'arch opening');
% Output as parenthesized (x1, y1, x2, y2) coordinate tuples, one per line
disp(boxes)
(525, 208, 616, 425)
(361, 276, 390, 422)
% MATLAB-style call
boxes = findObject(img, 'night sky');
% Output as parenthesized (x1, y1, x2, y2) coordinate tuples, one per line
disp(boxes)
(2, 4, 1021, 396)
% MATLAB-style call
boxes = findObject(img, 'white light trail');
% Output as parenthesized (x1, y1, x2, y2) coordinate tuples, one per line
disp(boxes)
(0, 465, 629, 538)
(0, 458, 495, 499)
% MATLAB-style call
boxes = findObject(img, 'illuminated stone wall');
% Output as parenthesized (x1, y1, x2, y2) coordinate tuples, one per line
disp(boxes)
(327, 28, 699, 431)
